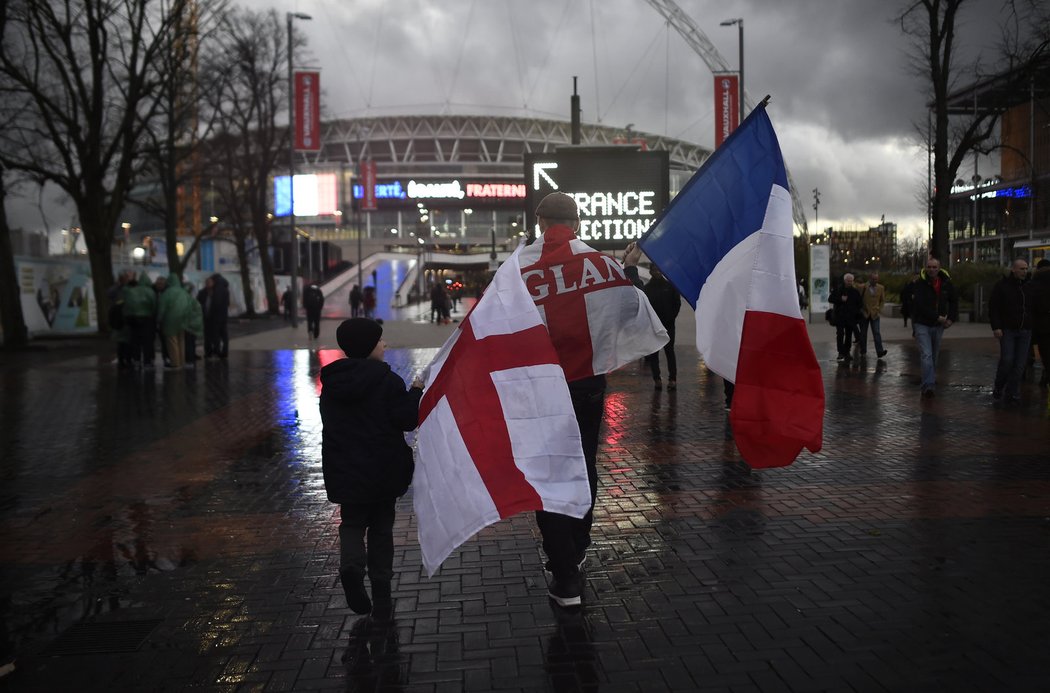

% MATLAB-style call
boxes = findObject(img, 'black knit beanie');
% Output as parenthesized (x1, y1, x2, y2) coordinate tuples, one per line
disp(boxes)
(336, 318, 383, 358)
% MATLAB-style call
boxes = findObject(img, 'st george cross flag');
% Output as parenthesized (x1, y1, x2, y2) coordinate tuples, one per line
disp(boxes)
(638, 102, 824, 469)
(518, 224, 669, 381)
(414, 245, 591, 577)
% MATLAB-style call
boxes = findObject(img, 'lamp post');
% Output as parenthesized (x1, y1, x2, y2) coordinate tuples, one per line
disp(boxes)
(719, 18, 744, 124)
(287, 11, 311, 328)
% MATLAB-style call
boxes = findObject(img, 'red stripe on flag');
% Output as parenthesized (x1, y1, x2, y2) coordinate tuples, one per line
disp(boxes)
(521, 226, 633, 381)
(731, 310, 824, 468)
(418, 321, 558, 518)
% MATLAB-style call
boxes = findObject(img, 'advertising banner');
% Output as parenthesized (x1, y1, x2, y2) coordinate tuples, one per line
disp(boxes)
(714, 73, 740, 148)
(809, 244, 831, 318)
(361, 160, 378, 211)
(294, 71, 321, 152)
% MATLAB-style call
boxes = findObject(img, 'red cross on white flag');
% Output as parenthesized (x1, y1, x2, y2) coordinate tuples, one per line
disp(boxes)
(414, 244, 590, 576)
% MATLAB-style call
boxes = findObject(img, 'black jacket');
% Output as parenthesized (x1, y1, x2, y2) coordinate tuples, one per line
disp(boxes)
(303, 285, 325, 312)
(830, 283, 862, 325)
(319, 358, 423, 505)
(642, 273, 682, 330)
(910, 269, 959, 327)
(988, 274, 1032, 331)
(1029, 268, 1050, 336)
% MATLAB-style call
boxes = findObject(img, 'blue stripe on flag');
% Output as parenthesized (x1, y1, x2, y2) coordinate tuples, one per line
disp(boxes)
(639, 104, 788, 309)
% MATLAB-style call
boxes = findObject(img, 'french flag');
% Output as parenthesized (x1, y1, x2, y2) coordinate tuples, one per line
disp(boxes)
(639, 102, 824, 469)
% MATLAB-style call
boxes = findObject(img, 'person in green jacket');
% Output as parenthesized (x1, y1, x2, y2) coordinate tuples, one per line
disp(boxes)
(184, 282, 205, 367)
(122, 271, 158, 367)
(157, 274, 193, 368)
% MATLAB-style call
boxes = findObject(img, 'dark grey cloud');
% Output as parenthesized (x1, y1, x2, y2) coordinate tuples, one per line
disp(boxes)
(7, 0, 1020, 236)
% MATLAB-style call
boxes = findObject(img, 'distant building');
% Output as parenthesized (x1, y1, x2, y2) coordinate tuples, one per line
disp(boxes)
(944, 54, 1050, 265)
(812, 221, 898, 277)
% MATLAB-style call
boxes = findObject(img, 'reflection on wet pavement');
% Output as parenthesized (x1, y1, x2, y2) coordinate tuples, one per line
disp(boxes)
(1, 336, 1049, 690)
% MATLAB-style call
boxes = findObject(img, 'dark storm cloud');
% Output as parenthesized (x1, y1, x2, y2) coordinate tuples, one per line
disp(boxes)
(6, 0, 1018, 234)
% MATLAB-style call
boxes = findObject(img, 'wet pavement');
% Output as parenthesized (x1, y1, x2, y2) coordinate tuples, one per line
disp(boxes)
(1, 315, 1049, 692)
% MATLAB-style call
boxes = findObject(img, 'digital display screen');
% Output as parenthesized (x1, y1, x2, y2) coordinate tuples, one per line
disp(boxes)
(524, 149, 670, 250)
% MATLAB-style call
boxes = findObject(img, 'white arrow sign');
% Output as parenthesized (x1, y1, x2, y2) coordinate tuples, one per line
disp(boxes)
(533, 162, 558, 190)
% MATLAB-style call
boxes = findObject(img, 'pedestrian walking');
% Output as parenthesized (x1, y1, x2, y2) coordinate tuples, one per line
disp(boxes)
(349, 284, 363, 318)
(639, 264, 681, 390)
(320, 318, 424, 616)
(910, 257, 958, 398)
(184, 282, 204, 367)
(829, 273, 862, 362)
(900, 272, 919, 328)
(858, 271, 888, 358)
(202, 274, 230, 358)
(281, 287, 293, 323)
(989, 258, 1033, 402)
(303, 283, 325, 339)
(362, 286, 377, 319)
(521, 192, 667, 608)
(1030, 258, 1050, 388)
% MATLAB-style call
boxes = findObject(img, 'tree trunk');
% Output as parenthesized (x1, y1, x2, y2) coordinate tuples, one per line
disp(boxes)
(251, 209, 279, 314)
(0, 177, 29, 348)
(234, 232, 254, 317)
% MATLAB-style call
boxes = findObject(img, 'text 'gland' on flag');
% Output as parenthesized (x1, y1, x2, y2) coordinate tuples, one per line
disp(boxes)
(638, 100, 824, 469)
(413, 245, 590, 577)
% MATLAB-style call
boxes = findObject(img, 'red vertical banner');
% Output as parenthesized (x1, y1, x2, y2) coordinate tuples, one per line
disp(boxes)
(294, 71, 321, 151)
(360, 160, 377, 211)
(713, 74, 739, 148)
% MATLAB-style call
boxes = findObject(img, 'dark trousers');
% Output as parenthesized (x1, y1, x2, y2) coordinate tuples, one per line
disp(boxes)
(994, 329, 1032, 398)
(836, 321, 861, 357)
(339, 499, 396, 584)
(535, 378, 605, 581)
(184, 333, 197, 365)
(126, 316, 155, 365)
(306, 309, 321, 338)
(1036, 331, 1050, 385)
(204, 319, 228, 357)
(646, 326, 677, 381)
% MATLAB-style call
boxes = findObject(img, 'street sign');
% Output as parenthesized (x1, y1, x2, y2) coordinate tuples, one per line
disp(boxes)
(524, 149, 669, 251)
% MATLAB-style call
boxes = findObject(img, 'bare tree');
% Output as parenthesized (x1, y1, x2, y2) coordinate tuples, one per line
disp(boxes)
(900, 0, 1046, 262)
(201, 8, 301, 316)
(134, 0, 228, 279)
(0, 168, 29, 348)
(0, 0, 192, 334)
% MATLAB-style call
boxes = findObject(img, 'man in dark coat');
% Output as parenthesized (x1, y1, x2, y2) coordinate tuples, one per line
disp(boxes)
(319, 318, 423, 616)
(910, 257, 959, 398)
(202, 274, 230, 358)
(349, 284, 363, 318)
(1030, 258, 1050, 388)
(829, 273, 862, 362)
(988, 258, 1033, 402)
(303, 283, 325, 338)
(641, 266, 682, 389)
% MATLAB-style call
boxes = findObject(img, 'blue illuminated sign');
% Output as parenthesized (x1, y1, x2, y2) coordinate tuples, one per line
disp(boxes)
(353, 181, 406, 199)
(995, 185, 1031, 198)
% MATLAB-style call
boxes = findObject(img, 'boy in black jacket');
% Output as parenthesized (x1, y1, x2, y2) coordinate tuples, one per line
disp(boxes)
(320, 318, 424, 616)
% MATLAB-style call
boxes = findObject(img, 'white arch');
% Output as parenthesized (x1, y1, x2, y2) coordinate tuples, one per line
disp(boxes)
(643, 0, 809, 232)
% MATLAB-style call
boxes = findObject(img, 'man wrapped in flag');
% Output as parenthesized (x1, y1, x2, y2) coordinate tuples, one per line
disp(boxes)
(639, 100, 825, 469)
(415, 192, 667, 607)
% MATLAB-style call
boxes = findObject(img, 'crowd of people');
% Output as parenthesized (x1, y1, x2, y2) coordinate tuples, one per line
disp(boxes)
(828, 256, 1050, 400)
(110, 270, 230, 370)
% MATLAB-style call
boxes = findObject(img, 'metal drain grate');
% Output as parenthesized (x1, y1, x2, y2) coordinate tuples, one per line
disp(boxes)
(43, 619, 162, 656)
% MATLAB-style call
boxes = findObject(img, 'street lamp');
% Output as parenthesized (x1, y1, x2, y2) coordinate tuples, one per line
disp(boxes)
(287, 11, 311, 328)
(719, 18, 744, 124)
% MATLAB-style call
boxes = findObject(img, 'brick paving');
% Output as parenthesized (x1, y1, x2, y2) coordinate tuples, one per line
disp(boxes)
(1, 318, 1049, 692)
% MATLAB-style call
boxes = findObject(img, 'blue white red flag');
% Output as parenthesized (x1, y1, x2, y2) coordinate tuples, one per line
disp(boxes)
(639, 103, 824, 468)
(414, 245, 590, 576)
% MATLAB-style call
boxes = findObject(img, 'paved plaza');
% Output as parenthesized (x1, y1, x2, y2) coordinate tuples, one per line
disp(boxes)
(1, 308, 1049, 692)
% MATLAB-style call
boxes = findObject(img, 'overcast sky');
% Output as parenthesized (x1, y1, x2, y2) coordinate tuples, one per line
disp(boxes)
(280, 0, 1017, 240)
(8, 0, 1020, 239)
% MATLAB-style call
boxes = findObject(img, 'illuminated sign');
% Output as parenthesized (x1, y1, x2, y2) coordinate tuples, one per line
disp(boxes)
(523, 149, 670, 250)
(274, 173, 338, 217)
(351, 179, 527, 202)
